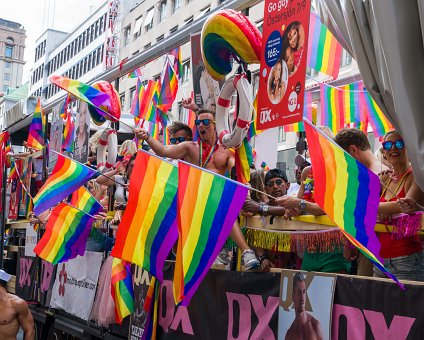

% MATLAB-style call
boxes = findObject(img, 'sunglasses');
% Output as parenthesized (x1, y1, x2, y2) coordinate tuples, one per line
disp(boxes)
(170, 136, 191, 144)
(266, 179, 284, 187)
(195, 119, 215, 126)
(382, 139, 405, 151)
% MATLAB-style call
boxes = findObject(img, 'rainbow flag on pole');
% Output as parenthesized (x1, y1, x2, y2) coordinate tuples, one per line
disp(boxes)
(361, 90, 394, 137)
(128, 67, 143, 78)
(32, 154, 97, 215)
(169, 47, 183, 80)
(173, 161, 249, 305)
(235, 138, 253, 184)
(307, 12, 343, 79)
(111, 151, 178, 282)
(304, 120, 402, 287)
(111, 258, 135, 324)
(320, 84, 346, 133)
(138, 80, 159, 122)
(157, 59, 178, 117)
(62, 111, 75, 153)
(26, 98, 46, 150)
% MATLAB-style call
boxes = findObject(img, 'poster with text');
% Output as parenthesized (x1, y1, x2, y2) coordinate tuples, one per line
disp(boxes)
(278, 270, 336, 340)
(73, 100, 90, 164)
(257, 0, 311, 130)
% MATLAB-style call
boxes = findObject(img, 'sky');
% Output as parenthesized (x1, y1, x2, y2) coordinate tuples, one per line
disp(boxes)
(1, 0, 105, 83)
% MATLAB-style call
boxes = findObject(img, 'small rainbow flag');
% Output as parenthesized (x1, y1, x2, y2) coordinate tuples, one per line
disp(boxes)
(361, 90, 394, 137)
(169, 47, 183, 80)
(141, 277, 160, 340)
(33, 154, 97, 215)
(8, 160, 18, 183)
(157, 60, 179, 116)
(163, 126, 170, 146)
(147, 122, 160, 140)
(173, 161, 249, 305)
(247, 95, 261, 141)
(235, 138, 253, 184)
(130, 79, 142, 117)
(111, 151, 178, 282)
(307, 12, 343, 79)
(128, 67, 143, 78)
(304, 120, 402, 287)
(26, 98, 46, 150)
(59, 95, 71, 119)
(320, 84, 346, 133)
(138, 80, 159, 122)
(62, 111, 75, 153)
(34, 188, 102, 264)
(111, 258, 135, 324)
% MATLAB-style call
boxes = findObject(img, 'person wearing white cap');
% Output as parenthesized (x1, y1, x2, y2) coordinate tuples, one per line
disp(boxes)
(0, 269, 35, 340)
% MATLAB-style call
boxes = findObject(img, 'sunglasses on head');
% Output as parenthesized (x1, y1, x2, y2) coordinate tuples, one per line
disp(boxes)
(266, 179, 284, 187)
(195, 119, 215, 126)
(382, 139, 405, 151)
(170, 136, 190, 144)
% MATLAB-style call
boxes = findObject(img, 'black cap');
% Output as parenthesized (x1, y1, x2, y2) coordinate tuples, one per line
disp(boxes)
(265, 168, 288, 184)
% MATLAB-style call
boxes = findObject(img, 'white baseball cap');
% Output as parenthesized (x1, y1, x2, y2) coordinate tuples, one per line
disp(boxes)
(0, 269, 12, 282)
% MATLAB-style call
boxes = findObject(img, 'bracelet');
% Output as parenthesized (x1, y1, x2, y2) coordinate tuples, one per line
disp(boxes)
(145, 131, 150, 140)
(259, 204, 269, 216)
(258, 254, 269, 263)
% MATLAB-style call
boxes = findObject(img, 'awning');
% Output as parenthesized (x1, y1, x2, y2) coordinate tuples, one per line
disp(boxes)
(133, 16, 143, 35)
(144, 8, 154, 27)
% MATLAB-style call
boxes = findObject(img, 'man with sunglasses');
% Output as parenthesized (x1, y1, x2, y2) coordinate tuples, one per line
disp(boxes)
(168, 121, 193, 145)
(134, 110, 260, 270)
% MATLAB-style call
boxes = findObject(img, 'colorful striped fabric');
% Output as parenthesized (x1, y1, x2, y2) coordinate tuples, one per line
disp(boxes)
(163, 126, 170, 146)
(111, 151, 178, 282)
(173, 162, 249, 305)
(307, 12, 343, 79)
(128, 67, 143, 78)
(235, 138, 254, 184)
(169, 47, 183, 80)
(138, 80, 159, 122)
(8, 160, 17, 183)
(320, 84, 346, 133)
(62, 111, 75, 153)
(32, 154, 97, 215)
(361, 90, 394, 137)
(157, 60, 178, 120)
(3, 134, 11, 168)
(304, 120, 402, 287)
(130, 79, 142, 117)
(26, 98, 46, 150)
(284, 92, 315, 132)
(141, 277, 160, 340)
(147, 122, 160, 140)
(111, 258, 135, 324)
(247, 95, 261, 141)
(59, 95, 71, 119)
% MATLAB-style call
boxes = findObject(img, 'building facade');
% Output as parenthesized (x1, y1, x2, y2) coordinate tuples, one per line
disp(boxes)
(0, 18, 26, 94)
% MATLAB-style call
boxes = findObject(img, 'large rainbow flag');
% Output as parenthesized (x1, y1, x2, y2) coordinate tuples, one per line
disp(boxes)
(111, 151, 178, 282)
(34, 186, 102, 264)
(32, 154, 97, 215)
(111, 258, 135, 324)
(141, 277, 160, 340)
(26, 98, 46, 150)
(307, 12, 343, 79)
(173, 162, 249, 305)
(304, 120, 402, 287)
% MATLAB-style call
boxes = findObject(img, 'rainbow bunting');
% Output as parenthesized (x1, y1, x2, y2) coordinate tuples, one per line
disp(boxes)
(169, 47, 183, 80)
(128, 67, 143, 78)
(235, 138, 253, 184)
(111, 258, 135, 324)
(361, 90, 394, 137)
(32, 154, 97, 215)
(157, 60, 178, 117)
(319, 84, 346, 133)
(26, 98, 46, 150)
(33, 188, 102, 264)
(173, 161, 249, 305)
(111, 151, 178, 282)
(141, 277, 160, 340)
(62, 111, 75, 153)
(304, 120, 402, 287)
(307, 12, 343, 79)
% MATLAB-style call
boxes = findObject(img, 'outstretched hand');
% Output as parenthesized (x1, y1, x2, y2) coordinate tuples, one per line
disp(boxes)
(182, 97, 199, 112)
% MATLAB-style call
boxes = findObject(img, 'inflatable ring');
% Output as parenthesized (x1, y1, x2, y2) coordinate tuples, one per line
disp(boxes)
(216, 74, 253, 149)
(201, 9, 262, 81)
(88, 80, 121, 126)
(97, 128, 118, 172)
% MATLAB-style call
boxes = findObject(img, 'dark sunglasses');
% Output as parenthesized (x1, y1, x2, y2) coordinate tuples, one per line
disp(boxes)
(382, 139, 405, 151)
(266, 179, 284, 187)
(170, 136, 190, 144)
(195, 119, 215, 126)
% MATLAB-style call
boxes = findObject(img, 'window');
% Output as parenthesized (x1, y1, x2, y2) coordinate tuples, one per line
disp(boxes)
(157, 34, 164, 43)
(182, 60, 190, 83)
(144, 7, 154, 31)
(133, 16, 143, 38)
(4, 73, 10, 81)
(340, 49, 353, 68)
(5, 61, 11, 69)
(159, 1, 167, 22)
(306, 66, 318, 78)
(144, 43, 151, 50)
(195, 6, 210, 20)
(5, 45, 13, 58)
(256, 20, 263, 33)
(120, 93, 125, 108)
(123, 25, 131, 46)
(129, 86, 136, 106)
(179, 16, 193, 29)
(172, 0, 181, 13)
(170, 25, 178, 33)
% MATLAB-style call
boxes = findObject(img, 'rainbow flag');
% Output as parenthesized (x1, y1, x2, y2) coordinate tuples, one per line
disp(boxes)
(128, 67, 143, 78)
(169, 47, 183, 80)
(163, 126, 170, 146)
(111, 151, 178, 282)
(173, 162, 249, 305)
(32, 154, 97, 215)
(147, 122, 160, 140)
(130, 79, 142, 117)
(247, 95, 262, 141)
(157, 60, 178, 116)
(8, 160, 17, 183)
(26, 98, 46, 150)
(320, 84, 346, 133)
(59, 95, 71, 119)
(361, 90, 394, 137)
(141, 277, 160, 340)
(33, 195, 102, 264)
(307, 12, 343, 79)
(139, 80, 159, 122)
(342, 82, 361, 124)
(62, 112, 75, 153)
(304, 120, 402, 287)
(111, 258, 135, 324)
(235, 138, 253, 184)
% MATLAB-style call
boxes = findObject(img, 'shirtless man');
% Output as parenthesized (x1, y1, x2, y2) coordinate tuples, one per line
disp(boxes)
(134, 109, 260, 270)
(285, 272, 323, 340)
(0, 270, 35, 340)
